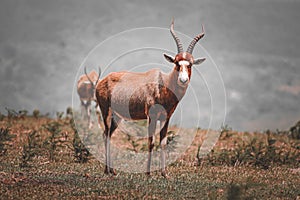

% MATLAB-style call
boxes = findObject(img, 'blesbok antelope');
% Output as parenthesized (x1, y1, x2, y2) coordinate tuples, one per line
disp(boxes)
(95, 19, 206, 177)
(77, 67, 101, 129)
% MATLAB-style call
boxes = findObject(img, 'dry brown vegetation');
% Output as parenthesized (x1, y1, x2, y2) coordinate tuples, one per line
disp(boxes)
(0, 109, 299, 199)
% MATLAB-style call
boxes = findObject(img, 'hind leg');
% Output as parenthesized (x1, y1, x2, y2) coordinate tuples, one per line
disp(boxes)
(101, 107, 113, 175)
(159, 118, 170, 178)
(106, 113, 121, 175)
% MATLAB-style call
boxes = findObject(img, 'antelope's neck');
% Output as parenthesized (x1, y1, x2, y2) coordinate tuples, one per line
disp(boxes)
(164, 68, 188, 101)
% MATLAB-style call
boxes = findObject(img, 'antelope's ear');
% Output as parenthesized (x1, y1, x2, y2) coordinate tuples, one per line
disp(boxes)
(163, 53, 175, 63)
(193, 57, 206, 65)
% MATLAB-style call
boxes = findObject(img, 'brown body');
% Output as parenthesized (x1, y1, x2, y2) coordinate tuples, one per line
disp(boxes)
(96, 20, 206, 177)
(97, 68, 187, 120)
(77, 68, 101, 129)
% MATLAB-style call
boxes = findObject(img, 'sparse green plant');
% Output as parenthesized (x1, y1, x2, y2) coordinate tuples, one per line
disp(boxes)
(56, 111, 64, 120)
(5, 107, 18, 120)
(0, 127, 15, 156)
(206, 149, 217, 166)
(18, 109, 28, 118)
(66, 107, 73, 118)
(3, 108, 29, 120)
(221, 124, 232, 132)
(43, 121, 67, 161)
(73, 131, 90, 163)
(220, 124, 233, 140)
(133, 119, 148, 127)
(256, 132, 276, 169)
(205, 131, 300, 168)
(196, 145, 203, 166)
(70, 118, 90, 163)
(126, 134, 139, 153)
(226, 182, 242, 200)
(289, 121, 300, 139)
(0, 112, 4, 121)
(20, 130, 41, 167)
(166, 130, 178, 152)
(33, 109, 40, 119)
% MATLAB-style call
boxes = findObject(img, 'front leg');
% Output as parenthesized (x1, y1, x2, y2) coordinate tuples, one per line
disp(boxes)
(146, 116, 156, 176)
(80, 100, 86, 119)
(160, 119, 169, 178)
(87, 103, 93, 129)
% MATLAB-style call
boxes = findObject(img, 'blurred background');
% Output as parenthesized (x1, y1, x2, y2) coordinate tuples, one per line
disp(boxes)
(0, 0, 299, 131)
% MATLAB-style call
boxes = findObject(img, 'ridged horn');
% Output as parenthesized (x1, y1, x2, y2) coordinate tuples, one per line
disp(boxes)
(186, 24, 205, 54)
(84, 67, 101, 87)
(170, 18, 183, 53)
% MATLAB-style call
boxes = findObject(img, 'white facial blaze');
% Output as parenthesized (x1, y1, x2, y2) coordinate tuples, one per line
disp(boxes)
(178, 61, 190, 84)
(82, 100, 88, 105)
(178, 60, 190, 66)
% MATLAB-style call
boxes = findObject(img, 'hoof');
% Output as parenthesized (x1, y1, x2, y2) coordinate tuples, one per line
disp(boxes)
(145, 172, 151, 177)
(161, 171, 169, 179)
(104, 167, 116, 175)
(104, 167, 110, 174)
(110, 168, 117, 175)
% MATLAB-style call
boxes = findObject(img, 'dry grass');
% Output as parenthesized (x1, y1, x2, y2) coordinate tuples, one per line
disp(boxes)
(0, 113, 299, 199)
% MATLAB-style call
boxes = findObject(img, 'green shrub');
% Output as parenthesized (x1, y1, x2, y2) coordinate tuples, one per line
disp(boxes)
(73, 131, 90, 163)
(202, 131, 300, 168)
(220, 124, 233, 140)
(226, 183, 242, 200)
(43, 121, 66, 161)
(20, 131, 41, 167)
(126, 134, 140, 153)
(70, 118, 90, 163)
(289, 121, 300, 139)
(18, 109, 28, 118)
(66, 107, 73, 119)
(5, 107, 18, 119)
(0, 127, 15, 155)
(33, 109, 40, 119)
(56, 111, 64, 120)
(0, 112, 4, 121)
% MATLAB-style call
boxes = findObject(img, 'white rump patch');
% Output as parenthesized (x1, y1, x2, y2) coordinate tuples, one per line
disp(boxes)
(178, 60, 190, 66)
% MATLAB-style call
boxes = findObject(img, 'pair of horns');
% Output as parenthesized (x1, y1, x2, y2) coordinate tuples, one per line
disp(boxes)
(170, 19, 205, 54)
(84, 66, 101, 87)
